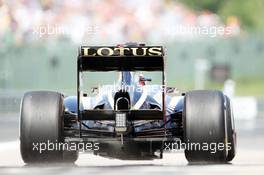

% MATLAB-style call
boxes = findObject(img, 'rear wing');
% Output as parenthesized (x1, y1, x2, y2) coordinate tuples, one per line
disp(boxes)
(78, 46, 164, 71)
(76, 45, 167, 135)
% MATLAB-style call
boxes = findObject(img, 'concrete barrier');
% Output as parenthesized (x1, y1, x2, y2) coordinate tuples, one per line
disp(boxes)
(232, 97, 258, 120)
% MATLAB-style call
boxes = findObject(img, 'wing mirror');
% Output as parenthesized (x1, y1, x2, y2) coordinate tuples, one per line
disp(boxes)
(166, 87, 179, 94)
(140, 77, 152, 82)
(91, 87, 99, 95)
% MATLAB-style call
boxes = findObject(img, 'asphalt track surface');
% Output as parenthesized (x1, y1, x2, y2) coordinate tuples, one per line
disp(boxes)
(0, 112, 263, 175)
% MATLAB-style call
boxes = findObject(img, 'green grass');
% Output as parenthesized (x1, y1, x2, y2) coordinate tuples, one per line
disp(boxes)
(206, 78, 264, 97)
(234, 78, 264, 97)
(169, 78, 264, 97)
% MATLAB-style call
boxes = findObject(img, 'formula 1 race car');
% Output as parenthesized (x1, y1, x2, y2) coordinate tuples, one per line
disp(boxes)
(20, 43, 236, 164)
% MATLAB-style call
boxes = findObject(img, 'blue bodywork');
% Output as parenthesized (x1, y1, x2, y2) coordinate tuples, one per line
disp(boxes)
(64, 72, 184, 132)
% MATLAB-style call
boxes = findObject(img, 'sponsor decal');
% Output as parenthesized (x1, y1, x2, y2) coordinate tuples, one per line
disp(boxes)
(81, 46, 163, 57)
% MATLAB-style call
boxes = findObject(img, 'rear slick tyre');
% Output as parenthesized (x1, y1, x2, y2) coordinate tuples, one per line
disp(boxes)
(20, 91, 78, 163)
(183, 90, 229, 163)
(225, 95, 236, 161)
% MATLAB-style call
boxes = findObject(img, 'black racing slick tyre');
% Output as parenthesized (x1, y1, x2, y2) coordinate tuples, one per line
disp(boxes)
(225, 95, 236, 161)
(183, 90, 233, 163)
(20, 91, 78, 163)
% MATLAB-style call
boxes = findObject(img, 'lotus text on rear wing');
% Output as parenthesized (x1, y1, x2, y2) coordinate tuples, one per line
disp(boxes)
(80, 46, 163, 57)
